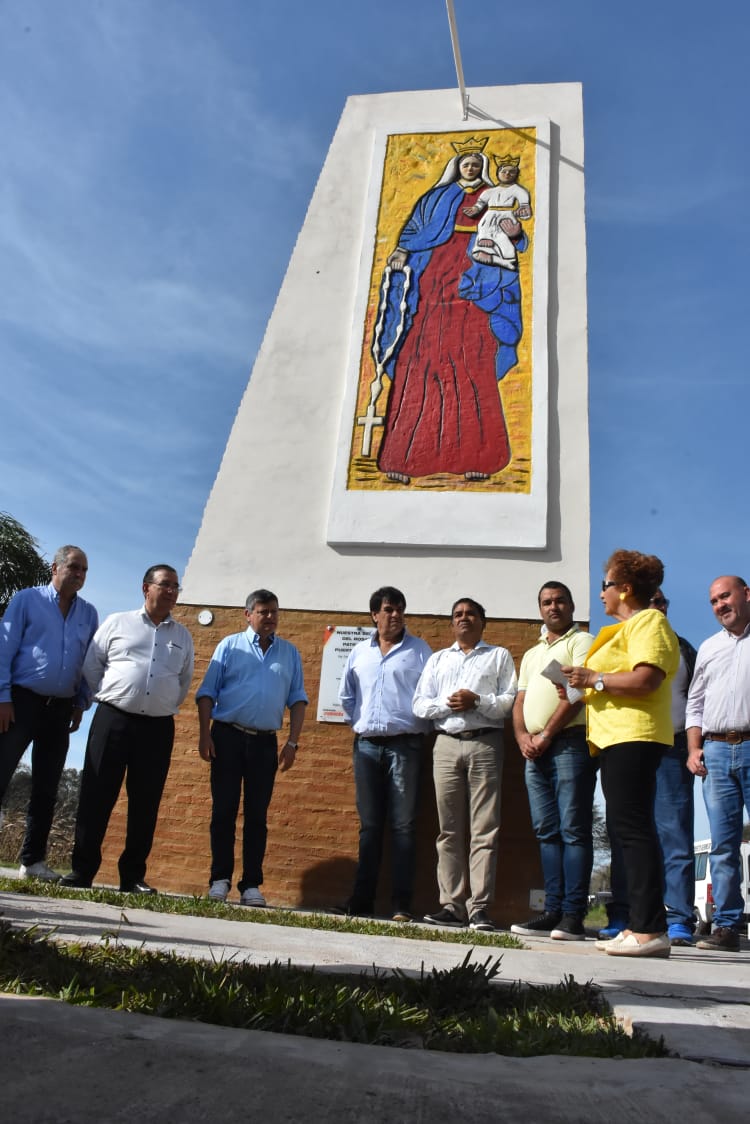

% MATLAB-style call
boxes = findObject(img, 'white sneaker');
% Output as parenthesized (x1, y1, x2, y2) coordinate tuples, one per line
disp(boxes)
(208, 879, 231, 902)
(239, 886, 266, 907)
(20, 861, 61, 882)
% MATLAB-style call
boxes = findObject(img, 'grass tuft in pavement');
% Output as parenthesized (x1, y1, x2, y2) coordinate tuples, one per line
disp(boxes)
(0, 920, 666, 1058)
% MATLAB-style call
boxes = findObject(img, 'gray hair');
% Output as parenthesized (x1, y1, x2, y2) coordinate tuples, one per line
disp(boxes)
(245, 588, 278, 611)
(54, 545, 86, 567)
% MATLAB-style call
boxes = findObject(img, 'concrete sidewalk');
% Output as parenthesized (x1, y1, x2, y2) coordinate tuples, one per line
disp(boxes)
(1, 885, 749, 1122)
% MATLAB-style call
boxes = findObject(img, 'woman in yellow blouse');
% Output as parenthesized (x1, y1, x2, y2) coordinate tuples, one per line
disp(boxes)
(562, 550, 679, 958)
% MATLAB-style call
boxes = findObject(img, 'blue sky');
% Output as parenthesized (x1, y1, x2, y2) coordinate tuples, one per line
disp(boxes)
(2, 1, 748, 835)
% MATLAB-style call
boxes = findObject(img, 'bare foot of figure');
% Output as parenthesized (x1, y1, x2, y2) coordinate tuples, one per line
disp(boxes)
(465, 471, 490, 480)
(386, 472, 411, 484)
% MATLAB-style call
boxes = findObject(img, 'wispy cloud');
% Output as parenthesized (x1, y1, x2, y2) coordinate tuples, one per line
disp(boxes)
(0, 3, 319, 370)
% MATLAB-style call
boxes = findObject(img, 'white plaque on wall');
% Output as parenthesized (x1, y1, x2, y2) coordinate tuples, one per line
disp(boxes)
(316, 626, 372, 722)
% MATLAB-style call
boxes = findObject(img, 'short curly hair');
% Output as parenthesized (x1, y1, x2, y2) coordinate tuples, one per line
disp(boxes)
(604, 550, 664, 606)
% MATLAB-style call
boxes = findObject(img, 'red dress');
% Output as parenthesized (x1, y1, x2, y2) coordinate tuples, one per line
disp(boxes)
(377, 188, 510, 480)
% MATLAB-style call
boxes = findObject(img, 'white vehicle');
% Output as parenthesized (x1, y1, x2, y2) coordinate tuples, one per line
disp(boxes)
(694, 838, 750, 933)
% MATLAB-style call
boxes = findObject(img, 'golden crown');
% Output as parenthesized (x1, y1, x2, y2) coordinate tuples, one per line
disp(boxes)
(451, 135, 489, 155)
(494, 154, 521, 168)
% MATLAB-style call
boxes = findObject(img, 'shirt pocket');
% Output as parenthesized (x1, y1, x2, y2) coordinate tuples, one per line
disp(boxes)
(162, 642, 186, 672)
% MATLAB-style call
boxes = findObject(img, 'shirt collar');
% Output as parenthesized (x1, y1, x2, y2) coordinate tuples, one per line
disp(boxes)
(248, 627, 275, 647)
(140, 605, 172, 627)
(369, 627, 408, 647)
(48, 582, 75, 605)
(449, 638, 492, 652)
(538, 622, 579, 645)
(722, 621, 750, 641)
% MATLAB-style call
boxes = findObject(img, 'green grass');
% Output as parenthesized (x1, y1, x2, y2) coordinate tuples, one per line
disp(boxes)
(0, 875, 524, 949)
(586, 904, 608, 930)
(0, 919, 666, 1058)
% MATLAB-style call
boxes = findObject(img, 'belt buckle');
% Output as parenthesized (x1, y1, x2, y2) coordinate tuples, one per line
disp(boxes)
(726, 730, 743, 744)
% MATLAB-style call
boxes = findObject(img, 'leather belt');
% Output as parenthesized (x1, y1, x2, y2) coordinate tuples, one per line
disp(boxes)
(358, 734, 423, 745)
(14, 685, 74, 707)
(227, 721, 276, 737)
(705, 730, 750, 745)
(445, 726, 499, 741)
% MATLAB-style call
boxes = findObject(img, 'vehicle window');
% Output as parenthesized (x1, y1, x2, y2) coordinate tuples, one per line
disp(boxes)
(695, 853, 708, 879)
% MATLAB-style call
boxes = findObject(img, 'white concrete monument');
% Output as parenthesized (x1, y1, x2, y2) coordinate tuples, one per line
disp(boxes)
(184, 83, 589, 620)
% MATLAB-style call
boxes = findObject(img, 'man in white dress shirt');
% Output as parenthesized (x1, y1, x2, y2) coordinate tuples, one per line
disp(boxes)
(686, 574, 750, 952)
(61, 565, 194, 893)
(413, 597, 517, 930)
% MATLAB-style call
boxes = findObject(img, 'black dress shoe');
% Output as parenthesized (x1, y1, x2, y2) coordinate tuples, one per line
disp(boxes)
(424, 906, 466, 927)
(59, 872, 93, 889)
(329, 898, 373, 917)
(119, 881, 157, 895)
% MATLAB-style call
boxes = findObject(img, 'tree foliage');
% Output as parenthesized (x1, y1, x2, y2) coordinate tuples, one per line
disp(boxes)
(0, 765, 81, 866)
(0, 512, 51, 614)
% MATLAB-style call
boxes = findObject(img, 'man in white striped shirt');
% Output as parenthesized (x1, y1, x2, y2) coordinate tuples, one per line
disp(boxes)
(413, 597, 517, 931)
(686, 574, 750, 953)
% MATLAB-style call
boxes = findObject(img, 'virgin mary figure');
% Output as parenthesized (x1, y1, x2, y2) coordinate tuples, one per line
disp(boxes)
(374, 140, 528, 484)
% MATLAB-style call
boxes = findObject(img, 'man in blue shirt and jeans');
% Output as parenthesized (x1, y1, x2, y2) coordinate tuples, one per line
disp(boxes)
(0, 545, 97, 881)
(196, 589, 307, 907)
(339, 586, 431, 921)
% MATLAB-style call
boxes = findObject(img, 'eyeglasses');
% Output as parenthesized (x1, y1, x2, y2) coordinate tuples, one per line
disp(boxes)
(650, 596, 669, 609)
(601, 580, 618, 592)
(150, 582, 181, 593)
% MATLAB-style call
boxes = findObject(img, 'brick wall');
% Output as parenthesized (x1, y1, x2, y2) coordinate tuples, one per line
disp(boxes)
(97, 606, 548, 926)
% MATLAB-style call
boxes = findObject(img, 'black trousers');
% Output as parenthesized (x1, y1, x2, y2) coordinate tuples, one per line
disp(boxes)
(71, 702, 174, 885)
(0, 685, 73, 865)
(600, 740, 667, 933)
(209, 721, 278, 891)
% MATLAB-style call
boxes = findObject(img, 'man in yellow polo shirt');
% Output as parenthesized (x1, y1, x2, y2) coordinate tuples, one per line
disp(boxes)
(511, 582, 595, 940)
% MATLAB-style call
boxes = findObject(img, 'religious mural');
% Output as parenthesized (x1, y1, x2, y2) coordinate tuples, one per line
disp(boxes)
(348, 129, 537, 493)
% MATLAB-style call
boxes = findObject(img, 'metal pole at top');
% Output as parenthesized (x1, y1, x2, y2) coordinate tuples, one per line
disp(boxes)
(445, 0, 470, 120)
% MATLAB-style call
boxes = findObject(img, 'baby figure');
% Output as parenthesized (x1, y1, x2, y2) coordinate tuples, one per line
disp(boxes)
(464, 156, 532, 269)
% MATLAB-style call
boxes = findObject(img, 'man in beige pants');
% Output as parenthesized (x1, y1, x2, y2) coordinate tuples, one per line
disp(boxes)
(413, 597, 517, 931)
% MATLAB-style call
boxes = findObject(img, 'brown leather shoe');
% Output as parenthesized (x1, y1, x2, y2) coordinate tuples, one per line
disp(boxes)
(696, 927, 741, 952)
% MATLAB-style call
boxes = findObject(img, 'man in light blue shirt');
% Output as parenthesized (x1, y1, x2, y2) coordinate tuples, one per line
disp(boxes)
(338, 586, 431, 921)
(196, 589, 307, 907)
(0, 545, 97, 881)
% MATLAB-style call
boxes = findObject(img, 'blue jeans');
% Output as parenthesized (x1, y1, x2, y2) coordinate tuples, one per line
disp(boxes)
(524, 732, 596, 917)
(351, 734, 423, 911)
(701, 738, 750, 930)
(654, 737, 695, 929)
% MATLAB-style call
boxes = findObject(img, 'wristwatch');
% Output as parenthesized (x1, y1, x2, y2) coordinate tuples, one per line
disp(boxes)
(286, 740, 298, 749)
(593, 674, 605, 692)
